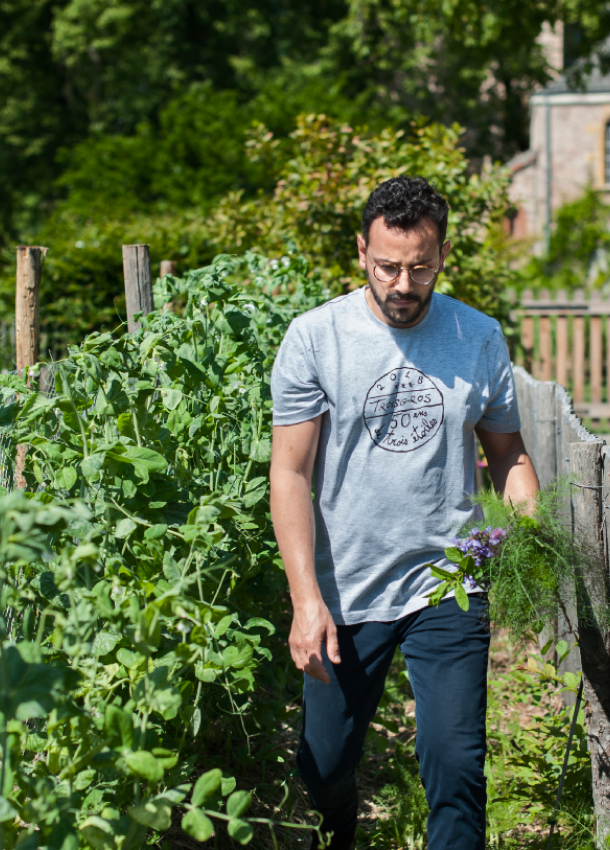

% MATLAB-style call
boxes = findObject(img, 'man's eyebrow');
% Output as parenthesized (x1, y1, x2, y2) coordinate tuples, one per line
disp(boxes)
(372, 255, 437, 265)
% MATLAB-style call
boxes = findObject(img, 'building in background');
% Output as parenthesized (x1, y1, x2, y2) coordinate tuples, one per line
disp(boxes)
(508, 30, 610, 248)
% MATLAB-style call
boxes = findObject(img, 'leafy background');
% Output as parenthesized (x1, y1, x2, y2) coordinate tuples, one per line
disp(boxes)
(2, 0, 610, 347)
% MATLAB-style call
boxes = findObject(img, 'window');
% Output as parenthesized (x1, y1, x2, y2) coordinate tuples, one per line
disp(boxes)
(605, 121, 610, 185)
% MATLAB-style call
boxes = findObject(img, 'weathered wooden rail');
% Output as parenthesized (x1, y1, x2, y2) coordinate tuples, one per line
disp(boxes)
(514, 365, 610, 839)
(516, 288, 610, 420)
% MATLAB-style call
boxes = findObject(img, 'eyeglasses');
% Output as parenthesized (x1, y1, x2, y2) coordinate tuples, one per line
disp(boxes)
(369, 253, 441, 286)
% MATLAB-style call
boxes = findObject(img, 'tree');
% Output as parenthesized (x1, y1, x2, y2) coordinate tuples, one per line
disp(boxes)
(0, 114, 515, 346)
(322, 0, 610, 160)
(0, 0, 348, 243)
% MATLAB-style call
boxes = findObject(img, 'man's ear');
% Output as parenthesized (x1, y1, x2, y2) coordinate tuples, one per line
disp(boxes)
(439, 240, 451, 272)
(356, 233, 367, 271)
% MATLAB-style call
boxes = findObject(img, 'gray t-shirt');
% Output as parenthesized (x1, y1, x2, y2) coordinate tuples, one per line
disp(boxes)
(271, 287, 520, 625)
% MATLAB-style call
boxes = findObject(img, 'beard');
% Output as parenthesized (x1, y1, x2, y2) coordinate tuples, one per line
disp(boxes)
(367, 274, 434, 328)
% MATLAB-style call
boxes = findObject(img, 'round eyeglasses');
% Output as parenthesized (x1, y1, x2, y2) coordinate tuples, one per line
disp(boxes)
(370, 255, 441, 286)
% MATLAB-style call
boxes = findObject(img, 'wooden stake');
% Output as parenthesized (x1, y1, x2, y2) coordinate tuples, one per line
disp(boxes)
(16, 246, 46, 371)
(159, 260, 177, 313)
(556, 290, 568, 388)
(160, 260, 177, 277)
(15, 246, 47, 489)
(122, 244, 153, 332)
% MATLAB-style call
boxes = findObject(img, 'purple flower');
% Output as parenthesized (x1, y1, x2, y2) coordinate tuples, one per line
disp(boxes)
(454, 524, 508, 567)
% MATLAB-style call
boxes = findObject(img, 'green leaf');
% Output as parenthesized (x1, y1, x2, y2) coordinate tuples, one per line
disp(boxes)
(116, 648, 138, 669)
(227, 818, 253, 844)
(55, 466, 78, 490)
(454, 584, 470, 611)
(140, 333, 163, 358)
(74, 769, 96, 791)
(429, 565, 457, 581)
(215, 615, 234, 637)
(144, 523, 168, 540)
(182, 809, 214, 842)
(192, 768, 222, 806)
(107, 446, 168, 483)
(152, 747, 178, 770)
(161, 388, 184, 410)
(0, 645, 73, 720)
(563, 671, 579, 689)
(162, 553, 181, 585)
(0, 795, 17, 823)
(79, 816, 116, 849)
(124, 751, 164, 782)
(105, 704, 135, 750)
(91, 630, 120, 657)
(129, 797, 172, 831)
(444, 546, 463, 563)
(190, 707, 202, 736)
(226, 790, 252, 818)
(223, 643, 253, 669)
(115, 518, 137, 539)
(81, 453, 106, 480)
(248, 437, 271, 462)
(556, 640, 568, 658)
(242, 476, 267, 507)
(221, 776, 237, 796)
(244, 617, 275, 635)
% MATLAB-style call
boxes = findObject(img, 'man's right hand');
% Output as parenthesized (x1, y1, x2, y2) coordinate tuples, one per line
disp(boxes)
(289, 598, 341, 684)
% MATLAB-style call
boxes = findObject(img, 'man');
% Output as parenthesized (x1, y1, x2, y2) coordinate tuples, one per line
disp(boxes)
(269, 176, 539, 850)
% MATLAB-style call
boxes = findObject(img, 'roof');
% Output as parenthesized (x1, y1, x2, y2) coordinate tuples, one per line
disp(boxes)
(540, 65, 610, 95)
(506, 149, 537, 174)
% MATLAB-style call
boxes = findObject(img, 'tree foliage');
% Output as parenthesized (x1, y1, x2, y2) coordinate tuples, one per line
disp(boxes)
(521, 187, 610, 292)
(326, 0, 610, 158)
(2, 0, 610, 259)
(0, 114, 515, 347)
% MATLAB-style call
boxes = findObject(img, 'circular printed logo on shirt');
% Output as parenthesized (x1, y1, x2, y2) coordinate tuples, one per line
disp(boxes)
(363, 367, 444, 453)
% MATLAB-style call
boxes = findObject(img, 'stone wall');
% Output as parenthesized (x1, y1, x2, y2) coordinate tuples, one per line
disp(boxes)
(508, 94, 610, 241)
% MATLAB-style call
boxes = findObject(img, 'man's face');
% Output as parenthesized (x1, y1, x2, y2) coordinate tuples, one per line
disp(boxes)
(356, 216, 451, 328)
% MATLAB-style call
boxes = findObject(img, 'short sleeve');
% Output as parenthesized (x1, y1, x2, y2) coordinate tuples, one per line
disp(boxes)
(271, 321, 329, 425)
(477, 328, 521, 433)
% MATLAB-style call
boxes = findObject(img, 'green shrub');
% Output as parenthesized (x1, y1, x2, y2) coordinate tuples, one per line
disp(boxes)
(519, 187, 610, 293)
(0, 114, 515, 347)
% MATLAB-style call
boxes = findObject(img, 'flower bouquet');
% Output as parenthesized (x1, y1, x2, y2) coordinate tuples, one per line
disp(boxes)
(425, 523, 509, 611)
(425, 488, 608, 641)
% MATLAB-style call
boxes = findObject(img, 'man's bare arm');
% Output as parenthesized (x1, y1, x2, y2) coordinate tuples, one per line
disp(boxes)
(270, 417, 340, 684)
(475, 428, 539, 510)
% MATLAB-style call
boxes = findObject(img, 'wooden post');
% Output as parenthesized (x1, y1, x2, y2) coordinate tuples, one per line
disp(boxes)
(533, 381, 556, 489)
(15, 246, 47, 489)
(556, 290, 569, 389)
(569, 440, 610, 847)
(573, 290, 586, 404)
(122, 244, 153, 333)
(160, 260, 177, 278)
(16, 246, 46, 371)
(539, 289, 552, 381)
(521, 289, 534, 374)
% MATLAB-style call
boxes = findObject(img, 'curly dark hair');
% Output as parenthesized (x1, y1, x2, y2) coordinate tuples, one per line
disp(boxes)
(362, 176, 449, 246)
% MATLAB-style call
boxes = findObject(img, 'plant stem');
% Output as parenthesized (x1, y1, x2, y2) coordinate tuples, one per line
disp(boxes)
(131, 409, 142, 447)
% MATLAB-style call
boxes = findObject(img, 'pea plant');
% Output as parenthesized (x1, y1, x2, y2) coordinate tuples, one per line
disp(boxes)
(0, 250, 327, 849)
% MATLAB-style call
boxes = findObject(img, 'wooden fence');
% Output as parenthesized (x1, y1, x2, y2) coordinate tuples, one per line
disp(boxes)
(516, 289, 610, 420)
(513, 365, 610, 828)
(513, 366, 605, 694)
(0, 247, 175, 373)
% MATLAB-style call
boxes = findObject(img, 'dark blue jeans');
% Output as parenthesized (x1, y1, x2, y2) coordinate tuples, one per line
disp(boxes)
(297, 596, 490, 850)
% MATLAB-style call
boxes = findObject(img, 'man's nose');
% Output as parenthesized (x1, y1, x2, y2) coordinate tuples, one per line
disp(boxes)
(393, 269, 414, 290)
